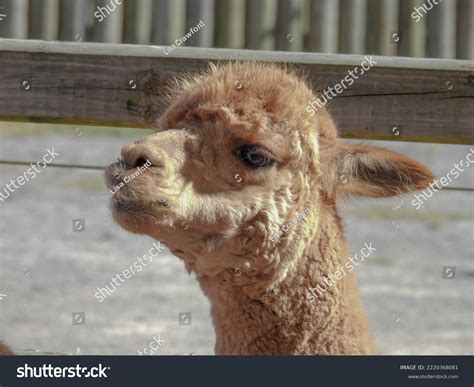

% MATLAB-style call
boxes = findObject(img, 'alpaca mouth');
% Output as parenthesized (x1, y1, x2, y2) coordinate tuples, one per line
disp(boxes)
(105, 162, 171, 212)
(111, 196, 170, 212)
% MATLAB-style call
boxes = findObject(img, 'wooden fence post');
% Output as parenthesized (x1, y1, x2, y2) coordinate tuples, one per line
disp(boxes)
(151, 0, 186, 45)
(90, 0, 124, 43)
(456, 0, 474, 60)
(398, 0, 426, 57)
(59, 0, 87, 41)
(0, 0, 28, 39)
(245, 0, 277, 50)
(276, 0, 303, 51)
(366, 0, 399, 56)
(123, 0, 152, 44)
(185, 0, 215, 47)
(308, 0, 339, 53)
(339, 0, 367, 54)
(28, 0, 59, 40)
(426, 0, 456, 58)
(215, 0, 245, 48)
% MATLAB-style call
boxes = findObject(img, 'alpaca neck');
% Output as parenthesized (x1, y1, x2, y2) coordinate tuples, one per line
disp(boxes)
(198, 204, 374, 355)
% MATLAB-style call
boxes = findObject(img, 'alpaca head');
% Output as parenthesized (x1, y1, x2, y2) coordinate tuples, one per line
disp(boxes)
(105, 62, 433, 278)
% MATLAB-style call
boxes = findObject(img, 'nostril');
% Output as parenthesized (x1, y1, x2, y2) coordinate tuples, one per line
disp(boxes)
(121, 142, 161, 169)
(135, 157, 149, 168)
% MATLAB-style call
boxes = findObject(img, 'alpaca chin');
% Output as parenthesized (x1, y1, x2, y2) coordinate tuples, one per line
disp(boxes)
(110, 203, 154, 235)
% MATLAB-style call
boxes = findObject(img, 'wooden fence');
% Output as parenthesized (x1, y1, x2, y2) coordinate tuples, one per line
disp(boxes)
(0, 38, 472, 145)
(0, 0, 472, 59)
(0, 37, 472, 196)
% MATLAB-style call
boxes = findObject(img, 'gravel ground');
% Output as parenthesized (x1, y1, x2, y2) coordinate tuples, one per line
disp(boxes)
(0, 128, 472, 355)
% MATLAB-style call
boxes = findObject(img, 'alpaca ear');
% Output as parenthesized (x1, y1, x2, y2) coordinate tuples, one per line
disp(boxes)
(319, 141, 434, 198)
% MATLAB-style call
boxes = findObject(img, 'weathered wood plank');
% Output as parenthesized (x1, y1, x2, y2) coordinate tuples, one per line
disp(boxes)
(0, 39, 472, 144)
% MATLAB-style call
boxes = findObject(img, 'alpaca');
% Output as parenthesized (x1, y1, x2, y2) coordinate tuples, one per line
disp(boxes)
(105, 62, 433, 355)
(0, 342, 12, 355)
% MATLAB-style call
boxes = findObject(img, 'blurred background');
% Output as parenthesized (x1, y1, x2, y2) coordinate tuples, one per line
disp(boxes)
(0, 0, 473, 355)
(0, 0, 472, 59)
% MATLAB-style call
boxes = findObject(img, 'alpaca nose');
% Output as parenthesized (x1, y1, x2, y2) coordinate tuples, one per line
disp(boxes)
(120, 141, 163, 169)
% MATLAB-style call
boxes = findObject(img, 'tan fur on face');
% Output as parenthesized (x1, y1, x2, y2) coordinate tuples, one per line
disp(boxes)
(106, 62, 433, 354)
(0, 342, 12, 355)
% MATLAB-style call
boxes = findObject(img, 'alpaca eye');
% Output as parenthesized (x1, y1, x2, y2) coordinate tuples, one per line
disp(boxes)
(234, 145, 274, 168)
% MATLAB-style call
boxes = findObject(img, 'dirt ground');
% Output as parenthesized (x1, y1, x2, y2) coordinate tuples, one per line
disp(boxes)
(0, 126, 472, 355)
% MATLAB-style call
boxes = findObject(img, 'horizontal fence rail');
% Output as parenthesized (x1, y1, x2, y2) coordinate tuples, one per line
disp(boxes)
(0, 0, 472, 60)
(0, 39, 473, 144)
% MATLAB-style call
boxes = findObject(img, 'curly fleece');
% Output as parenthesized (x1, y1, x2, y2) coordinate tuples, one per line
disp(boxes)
(108, 62, 434, 355)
